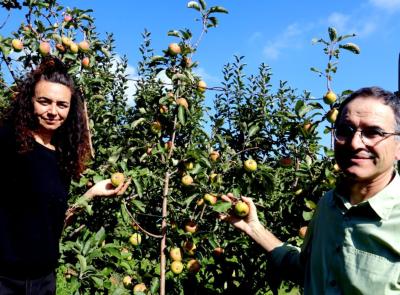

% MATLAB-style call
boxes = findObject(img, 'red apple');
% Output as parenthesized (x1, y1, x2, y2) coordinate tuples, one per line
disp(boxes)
(168, 43, 181, 55)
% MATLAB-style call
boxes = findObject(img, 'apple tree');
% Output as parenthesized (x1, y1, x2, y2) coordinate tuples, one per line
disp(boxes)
(0, 0, 360, 294)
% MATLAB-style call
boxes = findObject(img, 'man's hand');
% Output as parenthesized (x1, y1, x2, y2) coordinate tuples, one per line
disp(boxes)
(220, 194, 283, 252)
(219, 195, 262, 235)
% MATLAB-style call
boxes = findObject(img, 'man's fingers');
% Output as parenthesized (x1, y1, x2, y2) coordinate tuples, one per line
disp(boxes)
(117, 178, 131, 196)
(221, 194, 232, 203)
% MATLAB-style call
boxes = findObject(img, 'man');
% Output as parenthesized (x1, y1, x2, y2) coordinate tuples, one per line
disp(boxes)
(224, 87, 400, 294)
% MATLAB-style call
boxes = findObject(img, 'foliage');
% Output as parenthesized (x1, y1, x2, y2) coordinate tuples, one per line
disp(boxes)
(0, 1, 359, 294)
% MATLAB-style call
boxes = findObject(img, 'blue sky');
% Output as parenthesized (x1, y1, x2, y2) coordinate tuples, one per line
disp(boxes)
(2, 0, 400, 145)
(50, 0, 400, 96)
(2, 1, 400, 97)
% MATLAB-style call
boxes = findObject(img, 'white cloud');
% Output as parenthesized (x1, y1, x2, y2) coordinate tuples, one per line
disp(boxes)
(263, 23, 310, 60)
(248, 32, 262, 44)
(155, 69, 173, 91)
(193, 67, 219, 83)
(327, 12, 350, 33)
(369, 0, 400, 10)
(326, 12, 377, 38)
(112, 55, 138, 105)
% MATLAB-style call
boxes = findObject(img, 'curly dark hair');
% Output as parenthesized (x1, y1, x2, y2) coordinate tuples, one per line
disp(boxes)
(3, 56, 90, 180)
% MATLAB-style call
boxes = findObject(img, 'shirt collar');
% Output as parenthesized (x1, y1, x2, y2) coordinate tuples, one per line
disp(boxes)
(333, 172, 400, 220)
(367, 172, 400, 220)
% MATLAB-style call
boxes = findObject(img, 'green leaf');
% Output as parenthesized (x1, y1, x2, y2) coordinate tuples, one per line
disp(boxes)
(93, 174, 104, 183)
(302, 211, 314, 221)
(298, 104, 315, 118)
(120, 203, 131, 224)
(132, 199, 145, 213)
(133, 178, 143, 197)
(150, 277, 160, 294)
(310, 67, 322, 74)
(91, 276, 103, 288)
(94, 227, 106, 245)
(305, 199, 317, 210)
(187, 1, 200, 11)
(167, 30, 180, 38)
(107, 147, 123, 165)
(131, 118, 145, 129)
(339, 43, 360, 54)
(207, 16, 218, 28)
(77, 254, 87, 273)
(328, 27, 337, 42)
(178, 105, 186, 125)
(100, 47, 111, 58)
(294, 100, 305, 112)
(199, 0, 207, 10)
(209, 6, 228, 14)
(212, 201, 232, 213)
(248, 124, 260, 137)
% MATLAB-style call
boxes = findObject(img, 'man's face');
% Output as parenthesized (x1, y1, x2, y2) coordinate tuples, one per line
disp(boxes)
(32, 80, 72, 134)
(334, 96, 400, 182)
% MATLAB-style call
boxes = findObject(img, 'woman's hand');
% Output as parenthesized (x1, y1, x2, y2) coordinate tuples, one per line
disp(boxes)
(84, 178, 131, 199)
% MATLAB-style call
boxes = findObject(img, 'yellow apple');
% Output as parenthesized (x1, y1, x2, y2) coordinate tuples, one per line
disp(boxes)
(170, 260, 184, 274)
(234, 201, 250, 218)
(39, 42, 51, 56)
(61, 36, 72, 46)
(301, 122, 313, 134)
(122, 276, 132, 287)
(78, 40, 90, 52)
(11, 39, 23, 51)
(129, 233, 142, 246)
(203, 193, 217, 205)
(184, 220, 198, 233)
(111, 172, 125, 187)
(176, 97, 189, 109)
(198, 80, 207, 92)
(323, 90, 337, 105)
(133, 283, 147, 293)
(244, 159, 257, 172)
(209, 151, 220, 162)
(169, 247, 183, 261)
(184, 161, 194, 170)
(181, 175, 193, 186)
(69, 42, 79, 54)
(326, 108, 339, 123)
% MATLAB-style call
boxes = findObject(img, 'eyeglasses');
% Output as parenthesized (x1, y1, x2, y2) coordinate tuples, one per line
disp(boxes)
(334, 125, 400, 146)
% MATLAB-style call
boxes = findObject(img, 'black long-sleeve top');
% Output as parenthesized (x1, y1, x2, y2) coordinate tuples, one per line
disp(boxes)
(0, 126, 69, 279)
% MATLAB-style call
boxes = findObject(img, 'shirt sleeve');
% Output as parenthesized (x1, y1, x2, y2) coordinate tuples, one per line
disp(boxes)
(269, 243, 305, 284)
(269, 215, 315, 285)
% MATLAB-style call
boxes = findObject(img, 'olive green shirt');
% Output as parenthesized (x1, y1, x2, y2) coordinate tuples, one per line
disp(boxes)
(271, 173, 400, 294)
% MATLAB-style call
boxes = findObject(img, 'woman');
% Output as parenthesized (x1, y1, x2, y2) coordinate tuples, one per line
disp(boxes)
(0, 56, 127, 294)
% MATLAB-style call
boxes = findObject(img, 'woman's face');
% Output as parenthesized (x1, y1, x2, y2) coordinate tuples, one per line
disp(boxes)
(32, 80, 72, 134)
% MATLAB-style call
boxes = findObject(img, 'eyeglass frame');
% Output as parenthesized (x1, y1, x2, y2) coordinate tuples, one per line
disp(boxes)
(333, 125, 400, 146)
